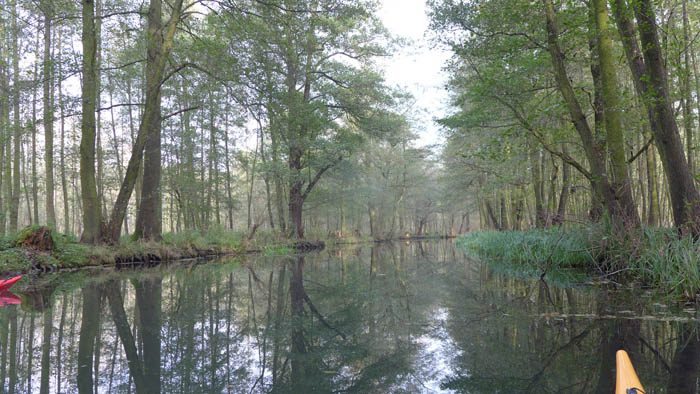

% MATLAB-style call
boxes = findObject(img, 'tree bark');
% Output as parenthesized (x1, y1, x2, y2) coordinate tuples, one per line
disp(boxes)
(31, 27, 40, 225)
(58, 27, 70, 234)
(683, 0, 695, 176)
(10, 0, 20, 232)
(647, 137, 660, 226)
(79, 0, 101, 243)
(43, 0, 56, 228)
(0, 18, 7, 234)
(592, 0, 639, 225)
(530, 144, 545, 228)
(555, 145, 570, 224)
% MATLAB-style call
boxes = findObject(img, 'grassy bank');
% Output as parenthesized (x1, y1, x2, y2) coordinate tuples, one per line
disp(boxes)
(0, 226, 253, 274)
(458, 226, 700, 299)
(0, 225, 458, 276)
(0, 226, 319, 275)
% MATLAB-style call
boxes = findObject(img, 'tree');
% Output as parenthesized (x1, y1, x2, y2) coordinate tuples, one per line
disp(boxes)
(218, 0, 397, 238)
(102, 0, 186, 243)
(80, 0, 101, 243)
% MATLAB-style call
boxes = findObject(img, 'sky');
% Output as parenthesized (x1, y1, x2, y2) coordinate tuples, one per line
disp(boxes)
(376, 0, 452, 148)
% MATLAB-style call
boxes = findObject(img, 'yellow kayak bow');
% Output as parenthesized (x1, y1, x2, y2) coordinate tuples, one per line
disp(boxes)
(615, 350, 645, 394)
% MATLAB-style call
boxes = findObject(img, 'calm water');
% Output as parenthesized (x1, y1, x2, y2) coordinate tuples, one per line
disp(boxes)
(0, 241, 699, 393)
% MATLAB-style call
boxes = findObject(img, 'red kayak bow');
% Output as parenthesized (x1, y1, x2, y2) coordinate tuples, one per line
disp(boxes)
(0, 276, 21, 292)
(0, 292, 20, 306)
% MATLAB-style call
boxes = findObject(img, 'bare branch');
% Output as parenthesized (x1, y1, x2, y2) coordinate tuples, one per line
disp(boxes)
(162, 105, 201, 121)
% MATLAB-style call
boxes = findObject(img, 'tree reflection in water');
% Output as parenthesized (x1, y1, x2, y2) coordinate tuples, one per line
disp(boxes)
(0, 241, 696, 393)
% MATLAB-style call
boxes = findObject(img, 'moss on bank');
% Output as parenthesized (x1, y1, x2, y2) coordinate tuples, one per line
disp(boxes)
(458, 226, 700, 299)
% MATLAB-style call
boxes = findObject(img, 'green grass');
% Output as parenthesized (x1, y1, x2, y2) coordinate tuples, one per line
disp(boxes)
(457, 228, 598, 269)
(623, 227, 700, 298)
(458, 225, 700, 299)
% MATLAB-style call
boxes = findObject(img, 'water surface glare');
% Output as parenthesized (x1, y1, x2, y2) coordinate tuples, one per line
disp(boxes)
(3, 241, 699, 393)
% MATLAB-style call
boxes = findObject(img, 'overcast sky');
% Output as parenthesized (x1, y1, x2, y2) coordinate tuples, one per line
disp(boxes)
(377, 0, 451, 148)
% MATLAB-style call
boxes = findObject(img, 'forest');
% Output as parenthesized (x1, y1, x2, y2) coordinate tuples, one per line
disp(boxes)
(429, 0, 700, 296)
(431, 0, 700, 233)
(2, 0, 700, 392)
(1, 0, 700, 286)
(0, 0, 467, 255)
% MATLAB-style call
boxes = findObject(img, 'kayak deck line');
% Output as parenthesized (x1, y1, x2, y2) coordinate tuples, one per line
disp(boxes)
(616, 350, 645, 394)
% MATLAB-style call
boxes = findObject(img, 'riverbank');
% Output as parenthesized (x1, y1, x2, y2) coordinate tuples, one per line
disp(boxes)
(0, 226, 250, 275)
(457, 226, 700, 299)
(0, 226, 456, 276)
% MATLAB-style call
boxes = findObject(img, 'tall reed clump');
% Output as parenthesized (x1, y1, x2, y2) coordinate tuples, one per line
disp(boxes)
(459, 224, 700, 299)
(457, 228, 598, 270)
(625, 228, 700, 299)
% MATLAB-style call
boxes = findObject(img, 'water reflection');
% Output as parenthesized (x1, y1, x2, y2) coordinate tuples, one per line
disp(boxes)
(0, 242, 699, 393)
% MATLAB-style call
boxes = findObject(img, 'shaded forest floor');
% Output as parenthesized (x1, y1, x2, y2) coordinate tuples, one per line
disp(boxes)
(458, 226, 700, 300)
(0, 226, 455, 276)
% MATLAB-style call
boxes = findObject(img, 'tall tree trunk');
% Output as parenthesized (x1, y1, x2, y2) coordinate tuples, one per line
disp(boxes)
(95, 0, 104, 220)
(22, 143, 31, 224)
(79, 0, 101, 243)
(555, 145, 570, 223)
(683, 0, 695, 177)
(499, 195, 508, 231)
(260, 133, 275, 230)
(271, 130, 285, 232)
(31, 27, 40, 225)
(691, 5, 700, 179)
(530, 144, 545, 228)
(42, 0, 55, 228)
(592, 0, 639, 226)
(104, 0, 185, 243)
(0, 17, 7, 235)
(224, 112, 234, 230)
(58, 27, 70, 234)
(246, 130, 259, 230)
(133, 91, 162, 240)
(647, 138, 660, 226)
(10, 0, 20, 232)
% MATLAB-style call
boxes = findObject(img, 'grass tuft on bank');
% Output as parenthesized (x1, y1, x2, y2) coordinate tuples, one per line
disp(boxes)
(458, 226, 700, 299)
(457, 228, 598, 270)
